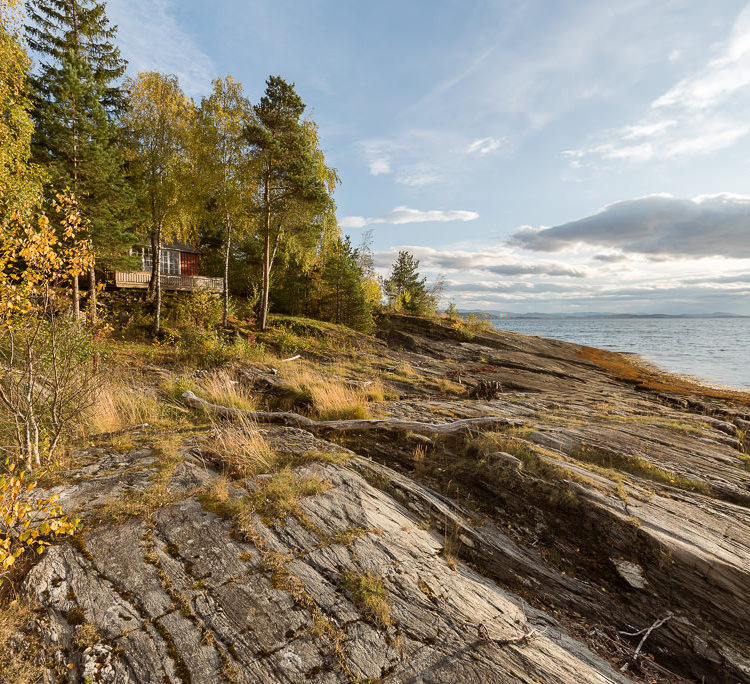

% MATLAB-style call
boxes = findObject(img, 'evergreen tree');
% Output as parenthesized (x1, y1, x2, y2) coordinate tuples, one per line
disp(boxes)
(25, 0, 132, 321)
(384, 251, 427, 309)
(243, 75, 336, 329)
(318, 236, 372, 331)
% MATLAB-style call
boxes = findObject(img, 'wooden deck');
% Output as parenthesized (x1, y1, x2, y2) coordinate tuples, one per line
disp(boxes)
(107, 271, 223, 293)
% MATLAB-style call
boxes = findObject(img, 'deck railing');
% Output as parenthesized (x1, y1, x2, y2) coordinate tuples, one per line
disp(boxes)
(108, 271, 223, 293)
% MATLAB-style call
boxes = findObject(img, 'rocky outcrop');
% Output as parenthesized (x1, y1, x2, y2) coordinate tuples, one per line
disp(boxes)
(9, 314, 750, 683)
(21, 434, 628, 683)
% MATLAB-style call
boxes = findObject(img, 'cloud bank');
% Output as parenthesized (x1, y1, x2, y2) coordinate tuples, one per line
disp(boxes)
(511, 193, 750, 259)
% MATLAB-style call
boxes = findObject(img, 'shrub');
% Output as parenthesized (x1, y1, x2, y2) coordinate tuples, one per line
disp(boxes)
(0, 461, 79, 584)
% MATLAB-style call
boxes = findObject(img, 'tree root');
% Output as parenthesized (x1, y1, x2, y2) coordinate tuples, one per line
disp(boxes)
(181, 391, 521, 436)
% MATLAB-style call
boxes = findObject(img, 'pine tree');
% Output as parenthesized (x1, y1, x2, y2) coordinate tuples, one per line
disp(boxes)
(244, 76, 337, 330)
(25, 0, 132, 321)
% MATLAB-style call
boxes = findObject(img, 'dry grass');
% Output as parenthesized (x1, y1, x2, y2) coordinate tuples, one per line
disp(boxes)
(248, 468, 331, 524)
(195, 370, 257, 410)
(433, 377, 466, 395)
(200, 467, 331, 531)
(280, 365, 385, 420)
(83, 383, 162, 435)
(212, 414, 275, 479)
(0, 599, 45, 683)
(340, 570, 391, 628)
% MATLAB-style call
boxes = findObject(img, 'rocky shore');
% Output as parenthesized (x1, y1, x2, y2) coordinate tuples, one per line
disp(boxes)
(7, 314, 750, 683)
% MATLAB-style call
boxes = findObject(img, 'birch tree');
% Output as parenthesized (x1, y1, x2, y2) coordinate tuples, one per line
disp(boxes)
(123, 72, 194, 335)
(193, 76, 254, 326)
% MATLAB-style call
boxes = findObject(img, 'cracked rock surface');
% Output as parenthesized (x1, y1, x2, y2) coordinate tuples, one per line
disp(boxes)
(23, 441, 627, 683)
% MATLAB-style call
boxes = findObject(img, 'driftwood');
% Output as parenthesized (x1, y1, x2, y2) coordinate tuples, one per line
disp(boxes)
(619, 612, 673, 661)
(182, 390, 521, 436)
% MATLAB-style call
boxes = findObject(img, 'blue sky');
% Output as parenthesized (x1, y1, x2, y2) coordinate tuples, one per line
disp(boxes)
(105, 0, 750, 313)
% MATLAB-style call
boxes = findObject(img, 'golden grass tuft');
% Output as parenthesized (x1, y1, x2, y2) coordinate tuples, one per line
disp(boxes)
(340, 570, 391, 628)
(195, 370, 257, 411)
(212, 414, 275, 479)
(83, 383, 162, 435)
(280, 366, 385, 420)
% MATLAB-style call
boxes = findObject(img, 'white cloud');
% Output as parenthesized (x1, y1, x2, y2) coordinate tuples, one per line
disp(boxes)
(466, 136, 504, 155)
(368, 158, 391, 175)
(653, 5, 750, 111)
(339, 206, 479, 229)
(566, 4, 750, 166)
(664, 124, 750, 156)
(106, 0, 214, 97)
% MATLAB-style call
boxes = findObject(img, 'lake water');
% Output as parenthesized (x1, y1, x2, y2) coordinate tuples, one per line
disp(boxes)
(490, 317, 750, 389)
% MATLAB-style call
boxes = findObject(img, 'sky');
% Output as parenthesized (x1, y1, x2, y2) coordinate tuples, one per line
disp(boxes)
(104, 0, 750, 314)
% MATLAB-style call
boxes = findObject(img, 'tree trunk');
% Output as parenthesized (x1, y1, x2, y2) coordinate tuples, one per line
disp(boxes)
(153, 224, 162, 336)
(72, 275, 80, 318)
(88, 261, 97, 326)
(259, 179, 271, 330)
(223, 219, 231, 328)
(148, 232, 158, 299)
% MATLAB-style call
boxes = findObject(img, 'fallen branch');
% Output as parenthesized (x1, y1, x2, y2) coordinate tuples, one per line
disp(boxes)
(619, 612, 673, 661)
(182, 391, 521, 436)
(280, 355, 301, 362)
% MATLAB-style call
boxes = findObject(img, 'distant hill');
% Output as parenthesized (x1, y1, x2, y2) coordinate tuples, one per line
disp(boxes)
(457, 310, 749, 320)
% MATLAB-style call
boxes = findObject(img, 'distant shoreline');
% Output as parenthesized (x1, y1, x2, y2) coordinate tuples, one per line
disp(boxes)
(461, 311, 749, 320)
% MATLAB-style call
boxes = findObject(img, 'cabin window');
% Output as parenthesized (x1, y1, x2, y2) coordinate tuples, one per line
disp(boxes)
(161, 249, 180, 275)
(130, 247, 181, 275)
(130, 246, 152, 272)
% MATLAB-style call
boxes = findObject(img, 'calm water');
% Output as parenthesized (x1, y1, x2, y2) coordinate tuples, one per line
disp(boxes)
(490, 317, 750, 389)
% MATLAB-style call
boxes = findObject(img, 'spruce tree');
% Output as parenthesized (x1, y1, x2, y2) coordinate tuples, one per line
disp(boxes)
(384, 250, 433, 314)
(25, 0, 132, 321)
(319, 236, 372, 331)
